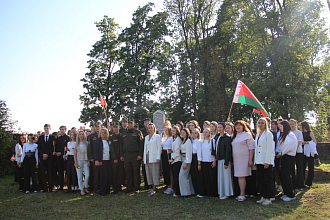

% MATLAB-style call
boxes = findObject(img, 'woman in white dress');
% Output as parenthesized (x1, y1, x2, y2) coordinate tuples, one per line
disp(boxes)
(178, 128, 195, 196)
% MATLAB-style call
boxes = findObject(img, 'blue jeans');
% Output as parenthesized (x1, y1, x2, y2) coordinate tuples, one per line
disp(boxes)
(76, 160, 89, 190)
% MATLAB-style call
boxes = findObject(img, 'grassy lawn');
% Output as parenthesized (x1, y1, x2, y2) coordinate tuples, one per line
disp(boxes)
(0, 159, 329, 220)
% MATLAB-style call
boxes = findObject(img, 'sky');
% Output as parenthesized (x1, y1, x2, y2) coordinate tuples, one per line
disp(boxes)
(0, 0, 329, 133)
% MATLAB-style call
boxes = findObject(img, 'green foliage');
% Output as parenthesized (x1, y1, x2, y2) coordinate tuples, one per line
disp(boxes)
(0, 100, 16, 177)
(80, 1, 330, 131)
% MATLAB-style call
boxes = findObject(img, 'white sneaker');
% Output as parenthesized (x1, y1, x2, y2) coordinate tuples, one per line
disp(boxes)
(25, 191, 30, 194)
(197, 194, 204, 198)
(219, 196, 228, 200)
(262, 200, 272, 206)
(40, 190, 44, 192)
(33, 190, 38, 193)
(283, 197, 296, 202)
(270, 198, 275, 201)
(173, 193, 179, 197)
(147, 190, 154, 194)
(164, 188, 170, 194)
(257, 197, 265, 204)
(280, 195, 287, 200)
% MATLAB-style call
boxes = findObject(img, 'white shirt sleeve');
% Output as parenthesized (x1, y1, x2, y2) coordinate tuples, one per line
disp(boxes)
(265, 131, 275, 165)
(156, 135, 162, 161)
(35, 144, 39, 165)
(21, 143, 26, 163)
(185, 140, 193, 164)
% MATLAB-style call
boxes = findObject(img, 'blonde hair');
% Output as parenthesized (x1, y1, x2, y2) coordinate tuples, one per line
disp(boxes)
(76, 130, 87, 146)
(257, 118, 269, 135)
(203, 128, 211, 143)
(148, 123, 157, 134)
(99, 128, 110, 139)
(191, 128, 201, 140)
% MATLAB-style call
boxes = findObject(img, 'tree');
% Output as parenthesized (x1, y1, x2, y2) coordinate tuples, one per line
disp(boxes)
(79, 16, 121, 124)
(0, 100, 16, 177)
(115, 2, 169, 123)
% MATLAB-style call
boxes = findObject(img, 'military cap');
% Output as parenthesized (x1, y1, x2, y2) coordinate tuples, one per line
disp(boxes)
(113, 122, 120, 127)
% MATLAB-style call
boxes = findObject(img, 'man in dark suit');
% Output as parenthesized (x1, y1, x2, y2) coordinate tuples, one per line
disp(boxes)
(38, 124, 56, 192)
(55, 125, 70, 190)
(87, 121, 101, 193)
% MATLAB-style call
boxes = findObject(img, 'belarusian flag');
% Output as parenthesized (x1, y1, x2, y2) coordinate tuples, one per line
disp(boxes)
(99, 91, 107, 110)
(65, 147, 70, 152)
(233, 80, 269, 117)
(10, 155, 15, 162)
(253, 108, 268, 117)
(167, 149, 173, 154)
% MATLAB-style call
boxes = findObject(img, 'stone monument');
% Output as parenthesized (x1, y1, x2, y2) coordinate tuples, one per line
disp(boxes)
(153, 110, 165, 134)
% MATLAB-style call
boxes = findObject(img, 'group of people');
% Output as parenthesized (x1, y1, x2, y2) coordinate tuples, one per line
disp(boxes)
(14, 117, 318, 205)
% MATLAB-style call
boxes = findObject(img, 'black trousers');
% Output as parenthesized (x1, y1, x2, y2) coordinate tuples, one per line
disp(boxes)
(55, 156, 64, 189)
(170, 162, 182, 195)
(292, 153, 304, 189)
(99, 160, 111, 196)
(39, 156, 55, 192)
(89, 162, 99, 192)
(66, 155, 77, 189)
(256, 164, 273, 199)
(280, 155, 295, 198)
(23, 156, 38, 191)
(303, 155, 315, 186)
(124, 153, 141, 191)
(15, 163, 24, 190)
(190, 153, 204, 195)
(161, 150, 171, 186)
(112, 160, 125, 192)
(246, 170, 257, 196)
(201, 162, 218, 197)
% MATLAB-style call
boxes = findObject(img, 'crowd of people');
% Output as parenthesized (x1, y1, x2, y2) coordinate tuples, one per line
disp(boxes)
(14, 117, 318, 205)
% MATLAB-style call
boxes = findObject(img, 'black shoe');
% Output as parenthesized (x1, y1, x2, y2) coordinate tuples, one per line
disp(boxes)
(124, 189, 133, 194)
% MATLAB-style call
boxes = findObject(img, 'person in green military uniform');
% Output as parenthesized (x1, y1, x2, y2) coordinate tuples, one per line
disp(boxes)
(87, 121, 101, 193)
(109, 122, 125, 193)
(119, 117, 128, 134)
(120, 119, 144, 193)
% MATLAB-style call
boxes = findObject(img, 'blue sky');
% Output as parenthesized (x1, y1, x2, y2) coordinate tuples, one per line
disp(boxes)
(0, 0, 329, 133)
(0, 0, 163, 133)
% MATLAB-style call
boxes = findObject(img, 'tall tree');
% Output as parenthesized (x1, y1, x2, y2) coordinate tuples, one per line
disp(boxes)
(79, 16, 120, 123)
(116, 2, 169, 123)
(0, 100, 16, 177)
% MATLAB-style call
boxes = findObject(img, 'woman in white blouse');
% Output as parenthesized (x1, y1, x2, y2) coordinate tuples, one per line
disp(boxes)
(169, 125, 182, 197)
(178, 128, 195, 197)
(254, 118, 275, 206)
(74, 130, 90, 196)
(20, 134, 38, 193)
(65, 130, 78, 193)
(198, 128, 217, 197)
(190, 128, 203, 197)
(15, 134, 26, 191)
(143, 123, 162, 195)
(277, 120, 298, 202)
(161, 126, 174, 194)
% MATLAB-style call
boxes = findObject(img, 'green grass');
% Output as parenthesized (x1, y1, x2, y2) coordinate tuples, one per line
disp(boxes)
(1, 159, 329, 219)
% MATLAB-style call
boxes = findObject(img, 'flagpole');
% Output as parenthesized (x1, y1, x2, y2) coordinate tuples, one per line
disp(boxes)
(227, 102, 234, 122)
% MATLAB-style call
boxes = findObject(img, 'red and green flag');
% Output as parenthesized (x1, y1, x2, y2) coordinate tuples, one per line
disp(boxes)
(167, 149, 173, 154)
(99, 91, 107, 110)
(65, 147, 70, 153)
(233, 80, 269, 117)
(10, 155, 15, 162)
(253, 108, 268, 117)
